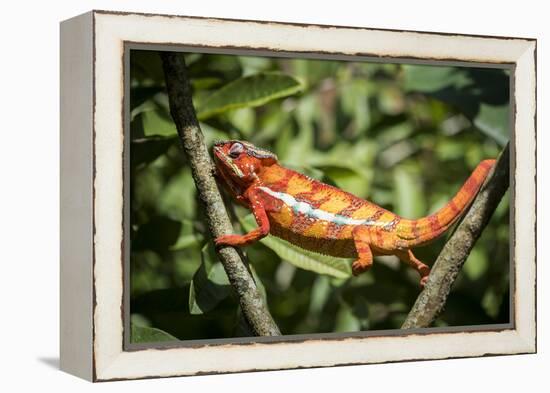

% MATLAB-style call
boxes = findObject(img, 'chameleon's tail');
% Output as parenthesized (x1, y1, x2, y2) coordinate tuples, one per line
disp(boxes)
(398, 159, 496, 247)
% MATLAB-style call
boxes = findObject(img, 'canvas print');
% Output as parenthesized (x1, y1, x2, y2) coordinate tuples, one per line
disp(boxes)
(128, 49, 510, 344)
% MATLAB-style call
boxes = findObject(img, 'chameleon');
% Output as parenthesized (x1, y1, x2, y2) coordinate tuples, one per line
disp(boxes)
(212, 140, 495, 287)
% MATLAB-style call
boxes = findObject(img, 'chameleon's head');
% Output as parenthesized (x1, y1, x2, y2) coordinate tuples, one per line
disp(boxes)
(213, 140, 278, 195)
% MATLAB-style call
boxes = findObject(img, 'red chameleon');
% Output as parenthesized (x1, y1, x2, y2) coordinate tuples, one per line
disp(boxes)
(213, 140, 495, 287)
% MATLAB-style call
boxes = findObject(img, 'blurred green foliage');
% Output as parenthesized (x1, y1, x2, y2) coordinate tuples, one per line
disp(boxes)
(129, 50, 510, 343)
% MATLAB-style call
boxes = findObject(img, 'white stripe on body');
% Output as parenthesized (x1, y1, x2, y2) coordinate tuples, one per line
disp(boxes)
(258, 186, 390, 227)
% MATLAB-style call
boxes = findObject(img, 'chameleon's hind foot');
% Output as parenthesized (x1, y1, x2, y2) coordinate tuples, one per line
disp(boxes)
(420, 274, 429, 288)
(352, 258, 373, 276)
(396, 249, 430, 288)
(417, 262, 430, 288)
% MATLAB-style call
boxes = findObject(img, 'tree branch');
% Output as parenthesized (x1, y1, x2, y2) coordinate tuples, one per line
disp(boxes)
(402, 144, 510, 329)
(160, 52, 281, 336)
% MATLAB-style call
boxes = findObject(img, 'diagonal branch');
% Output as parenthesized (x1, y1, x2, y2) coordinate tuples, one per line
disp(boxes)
(160, 51, 281, 336)
(402, 143, 510, 329)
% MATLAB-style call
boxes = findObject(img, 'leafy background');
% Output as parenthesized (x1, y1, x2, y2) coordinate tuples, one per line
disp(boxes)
(129, 50, 510, 343)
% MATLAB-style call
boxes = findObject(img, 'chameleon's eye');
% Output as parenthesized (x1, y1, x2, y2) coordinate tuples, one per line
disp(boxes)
(228, 142, 244, 158)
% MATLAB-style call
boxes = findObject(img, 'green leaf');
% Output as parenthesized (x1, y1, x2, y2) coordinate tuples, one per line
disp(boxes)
(132, 216, 182, 252)
(463, 246, 489, 281)
(239, 56, 272, 76)
(378, 85, 405, 115)
(434, 139, 468, 161)
(132, 163, 166, 212)
(170, 233, 203, 251)
(307, 141, 376, 198)
(482, 287, 505, 319)
(340, 80, 371, 136)
(403, 65, 471, 93)
(376, 121, 414, 149)
(130, 323, 178, 343)
(130, 251, 169, 296)
(253, 105, 292, 143)
(191, 77, 223, 90)
(189, 244, 231, 315)
(318, 165, 372, 199)
(131, 86, 164, 110)
(240, 215, 352, 279)
(130, 50, 166, 86)
(308, 276, 331, 315)
(131, 136, 176, 167)
(169, 219, 204, 251)
(196, 72, 304, 120)
(227, 107, 255, 137)
(333, 300, 361, 332)
(291, 59, 340, 87)
(141, 107, 178, 137)
(187, 53, 242, 82)
(200, 122, 232, 147)
(157, 167, 197, 221)
(403, 65, 509, 145)
(393, 166, 427, 219)
(473, 103, 509, 146)
(280, 93, 317, 166)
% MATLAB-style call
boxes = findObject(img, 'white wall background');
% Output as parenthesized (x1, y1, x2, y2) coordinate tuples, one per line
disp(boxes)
(0, 0, 546, 391)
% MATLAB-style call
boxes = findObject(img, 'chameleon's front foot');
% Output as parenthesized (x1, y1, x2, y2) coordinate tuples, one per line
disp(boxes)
(214, 234, 249, 248)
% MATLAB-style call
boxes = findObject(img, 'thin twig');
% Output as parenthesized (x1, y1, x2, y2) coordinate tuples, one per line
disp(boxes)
(402, 144, 510, 328)
(160, 52, 281, 336)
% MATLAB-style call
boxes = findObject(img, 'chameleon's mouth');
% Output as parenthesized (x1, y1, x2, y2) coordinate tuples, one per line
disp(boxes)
(213, 146, 244, 178)
(212, 147, 245, 198)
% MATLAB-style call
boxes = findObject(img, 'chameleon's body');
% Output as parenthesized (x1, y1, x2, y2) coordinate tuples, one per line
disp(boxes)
(213, 140, 495, 286)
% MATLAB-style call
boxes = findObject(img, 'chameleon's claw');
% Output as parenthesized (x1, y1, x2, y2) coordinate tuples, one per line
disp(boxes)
(351, 259, 373, 276)
(419, 275, 429, 288)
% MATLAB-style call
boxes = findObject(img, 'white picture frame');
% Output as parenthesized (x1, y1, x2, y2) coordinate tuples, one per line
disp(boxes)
(60, 10, 536, 381)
